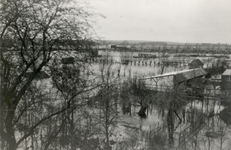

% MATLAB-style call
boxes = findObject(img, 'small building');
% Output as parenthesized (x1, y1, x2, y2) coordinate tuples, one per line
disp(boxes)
(140, 68, 207, 93)
(188, 59, 204, 69)
(221, 69, 231, 93)
(173, 68, 207, 86)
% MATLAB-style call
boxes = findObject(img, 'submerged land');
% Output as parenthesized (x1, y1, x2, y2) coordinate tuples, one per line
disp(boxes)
(2, 39, 231, 150)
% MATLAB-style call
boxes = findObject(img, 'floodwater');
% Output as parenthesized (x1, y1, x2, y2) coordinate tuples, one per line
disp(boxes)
(92, 50, 230, 77)
(115, 95, 231, 149)
(91, 51, 231, 149)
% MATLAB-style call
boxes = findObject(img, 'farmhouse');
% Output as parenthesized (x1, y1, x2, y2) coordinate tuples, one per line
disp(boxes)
(188, 59, 204, 69)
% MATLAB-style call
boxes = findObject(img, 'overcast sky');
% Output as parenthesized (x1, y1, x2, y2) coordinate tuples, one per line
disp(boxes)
(88, 0, 231, 44)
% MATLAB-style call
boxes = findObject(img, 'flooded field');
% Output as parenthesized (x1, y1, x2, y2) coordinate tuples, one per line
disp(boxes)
(88, 51, 231, 150)
(91, 51, 231, 76)
(8, 50, 231, 150)
(117, 100, 231, 150)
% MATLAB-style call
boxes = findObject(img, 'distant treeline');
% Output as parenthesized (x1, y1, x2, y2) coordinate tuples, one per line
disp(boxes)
(174, 54, 230, 59)
(97, 47, 231, 54)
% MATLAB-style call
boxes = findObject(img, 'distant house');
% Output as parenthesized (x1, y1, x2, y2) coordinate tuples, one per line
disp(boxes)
(188, 59, 204, 69)
(221, 69, 231, 93)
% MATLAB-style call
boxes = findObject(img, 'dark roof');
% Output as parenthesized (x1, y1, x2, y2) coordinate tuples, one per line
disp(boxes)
(222, 69, 231, 76)
(174, 68, 207, 83)
(189, 59, 203, 66)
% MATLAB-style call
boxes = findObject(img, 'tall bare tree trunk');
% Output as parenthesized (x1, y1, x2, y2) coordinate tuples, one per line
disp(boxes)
(5, 109, 17, 150)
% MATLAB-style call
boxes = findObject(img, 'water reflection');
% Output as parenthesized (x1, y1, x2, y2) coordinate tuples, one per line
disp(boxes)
(120, 99, 231, 149)
(89, 51, 231, 149)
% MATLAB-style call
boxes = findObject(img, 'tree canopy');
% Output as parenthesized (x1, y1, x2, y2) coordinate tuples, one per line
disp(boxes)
(0, 0, 98, 149)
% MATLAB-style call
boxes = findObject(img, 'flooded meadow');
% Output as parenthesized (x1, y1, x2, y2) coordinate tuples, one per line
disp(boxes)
(87, 50, 231, 150)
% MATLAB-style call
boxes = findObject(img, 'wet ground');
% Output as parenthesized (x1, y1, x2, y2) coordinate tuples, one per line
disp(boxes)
(89, 51, 231, 149)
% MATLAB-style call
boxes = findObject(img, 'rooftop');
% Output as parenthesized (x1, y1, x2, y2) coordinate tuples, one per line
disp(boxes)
(189, 59, 203, 65)
(140, 68, 207, 83)
(222, 69, 231, 76)
(174, 68, 207, 83)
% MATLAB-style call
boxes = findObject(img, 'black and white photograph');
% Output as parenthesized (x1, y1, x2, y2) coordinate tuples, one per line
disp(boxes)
(1, 0, 231, 149)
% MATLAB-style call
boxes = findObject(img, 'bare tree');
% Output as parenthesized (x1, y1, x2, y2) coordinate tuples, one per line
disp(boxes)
(129, 77, 154, 118)
(49, 55, 100, 150)
(0, 0, 97, 149)
(94, 56, 121, 149)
